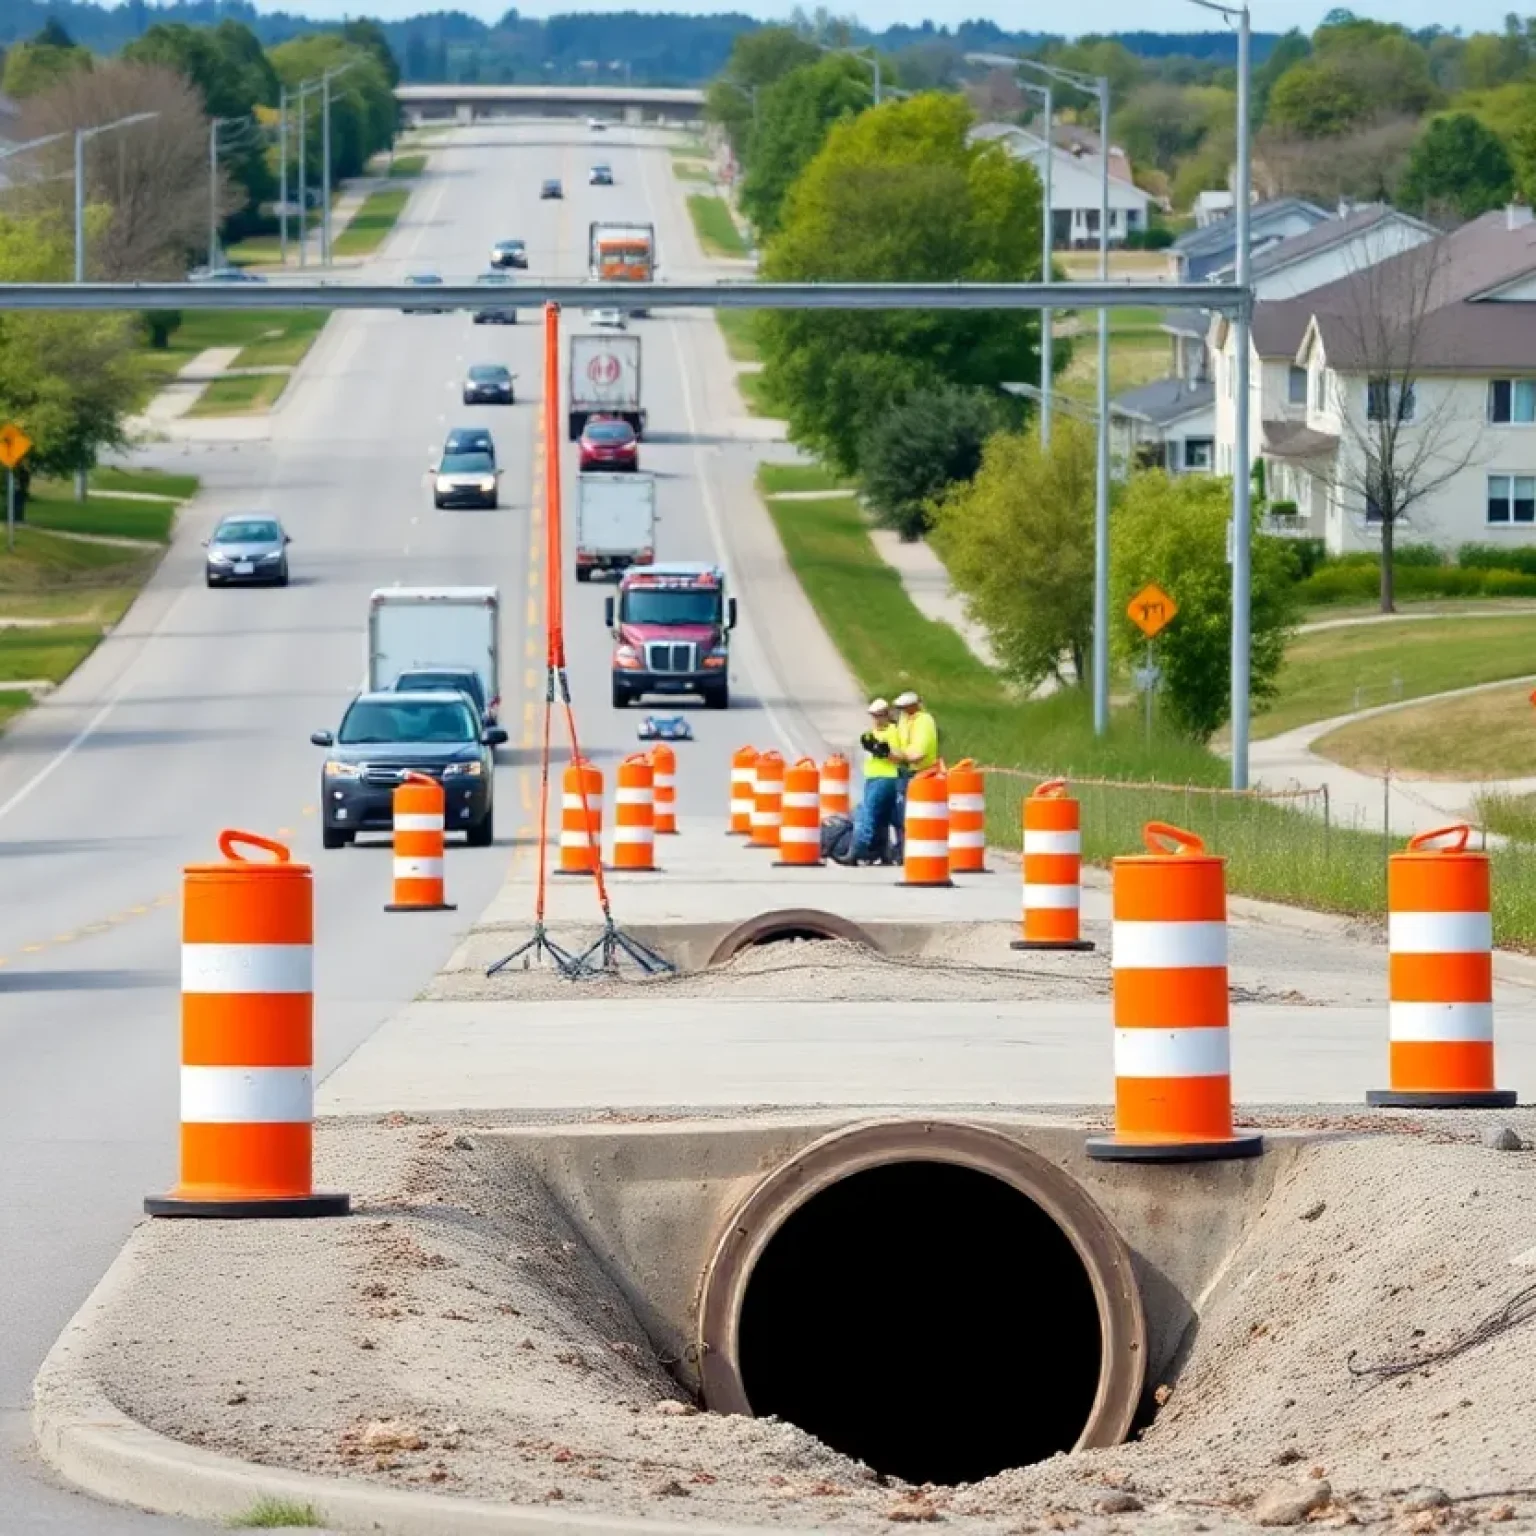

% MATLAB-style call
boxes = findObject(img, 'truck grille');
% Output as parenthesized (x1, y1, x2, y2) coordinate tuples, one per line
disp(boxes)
(646, 642, 698, 675)
(361, 761, 442, 787)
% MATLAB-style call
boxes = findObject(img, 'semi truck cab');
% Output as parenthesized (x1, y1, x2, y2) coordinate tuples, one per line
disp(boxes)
(605, 563, 736, 710)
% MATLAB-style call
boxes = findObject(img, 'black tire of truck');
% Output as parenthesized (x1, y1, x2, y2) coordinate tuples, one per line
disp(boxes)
(704, 683, 729, 710)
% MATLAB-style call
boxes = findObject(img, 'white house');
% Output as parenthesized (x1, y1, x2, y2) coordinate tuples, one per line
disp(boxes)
(1171, 196, 1329, 283)
(969, 121, 1151, 247)
(1113, 377, 1215, 474)
(1193, 189, 1234, 227)
(1221, 207, 1536, 554)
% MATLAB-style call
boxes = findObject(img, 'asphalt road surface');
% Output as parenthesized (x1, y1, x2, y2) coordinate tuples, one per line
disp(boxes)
(0, 120, 804, 1531)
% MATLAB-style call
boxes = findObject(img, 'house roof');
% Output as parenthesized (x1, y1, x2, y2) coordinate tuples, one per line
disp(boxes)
(967, 121, 1140, 189)
(1249, 296, 1319, 360)
(1262, 421, 1339, 460)
(1306, 208, 1536, 372)
(1244, 203, 1434, 280)
(1113, 377, 1214, 426)
(1172, 196, 1329, 258)
(1161, 308, 1210, 338)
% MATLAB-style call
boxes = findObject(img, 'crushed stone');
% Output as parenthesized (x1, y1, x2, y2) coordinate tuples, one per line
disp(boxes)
(83, 1113, 1536, 1534)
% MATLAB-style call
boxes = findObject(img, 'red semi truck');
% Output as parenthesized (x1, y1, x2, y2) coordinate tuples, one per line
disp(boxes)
(604, 562, 736, 710)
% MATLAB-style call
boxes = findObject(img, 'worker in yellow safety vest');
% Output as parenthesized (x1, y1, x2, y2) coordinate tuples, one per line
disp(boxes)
(891, 690, 939, 863)
(846, 698, 903, 865)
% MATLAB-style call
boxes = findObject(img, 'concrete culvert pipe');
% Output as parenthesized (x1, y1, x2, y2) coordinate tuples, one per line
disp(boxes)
(707, 908, 877, 966)
(699, 1121, 1146, 1487)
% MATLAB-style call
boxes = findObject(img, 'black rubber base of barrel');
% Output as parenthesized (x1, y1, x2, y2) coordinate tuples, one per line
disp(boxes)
(773, 859, 825, 868)
(898, 879, 955, 889)
(145, 1191, 351, 1219)
(384, 902, 457, 912)
(1367, 1088, 1517, 1109)
(552, 868, 600, 877)
(1086, 1133, 1264, 1163)
(1012, 939, 1096, 952)
(952, 867, 994, 875)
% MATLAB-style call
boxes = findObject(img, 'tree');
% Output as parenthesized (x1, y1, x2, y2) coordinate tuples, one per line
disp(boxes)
(859, 385, 1002, 541)
(12, 61, 223, 280)
(1255, 115, 1418, 204)
(739, 55, 871, 236)
(1112, 82, 1211, 176)
(706, 25, 819, 162)
(2, 26, 92, 99)
(963, 67, 1024, 124)
(758, 92, 1041, 473)
(930, 420, 1095, 692)
(1400, 113, 1514, 221)
(1110, 474, 1297, 740)
(1253, 28, 1310, 126)
(1310, 236, 1487, 613)
(269, 36, 397, 182)
(1266, 26, 1437, 139)
(343, 19, 401, 89)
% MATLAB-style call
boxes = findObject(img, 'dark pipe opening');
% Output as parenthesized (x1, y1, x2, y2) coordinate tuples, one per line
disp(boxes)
(707, 909, 878, 966)
(746, 926, 835, 947)
(736, 1160, 1103, 1486)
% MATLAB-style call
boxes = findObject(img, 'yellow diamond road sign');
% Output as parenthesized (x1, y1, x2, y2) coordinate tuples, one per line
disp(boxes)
(1127, 583, 1177, 639)
(0, 422, 32, 471)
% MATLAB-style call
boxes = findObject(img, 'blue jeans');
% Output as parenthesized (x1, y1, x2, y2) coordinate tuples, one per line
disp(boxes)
(853, 777, 900, 863)
(892, 774, 911, 864)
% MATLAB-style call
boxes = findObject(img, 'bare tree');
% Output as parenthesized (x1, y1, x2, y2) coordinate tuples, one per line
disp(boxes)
(7, 60, 233, 279)
(1314, 235, 1486, 612)
(964, 68, 1025, 123)
(1254, 115, 1418, 206)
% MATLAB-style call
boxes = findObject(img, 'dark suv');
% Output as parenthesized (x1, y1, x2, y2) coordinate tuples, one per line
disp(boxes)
(312, 690, 505, 848)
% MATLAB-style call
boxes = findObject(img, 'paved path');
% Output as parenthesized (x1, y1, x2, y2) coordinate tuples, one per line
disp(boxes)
(867, 528, 1000, 669)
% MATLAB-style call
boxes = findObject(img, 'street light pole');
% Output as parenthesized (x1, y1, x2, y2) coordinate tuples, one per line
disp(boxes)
(1191, 0, 1253, 789)
(208, 117, 221, 272)
(73, 129, 85, 283)
(1018, 80, 1054, 445)
(321, 71, 332, 265)
(279, 85, 289, 266)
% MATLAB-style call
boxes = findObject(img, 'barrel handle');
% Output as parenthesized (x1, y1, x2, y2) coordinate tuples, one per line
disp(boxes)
(1407, 824, 1472, 854)
(795, 756, 819, 770)
(217, 829, 291, 864)
(1031, 778, 1068, 799)
(951, 757, 976, 773)
(401, 770, 436, 786)
(1143, 821, 1206, 857)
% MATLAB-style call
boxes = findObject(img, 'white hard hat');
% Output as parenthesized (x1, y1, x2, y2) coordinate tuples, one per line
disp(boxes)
(867, 697, 890, 714)
(893, 690, 920, 708)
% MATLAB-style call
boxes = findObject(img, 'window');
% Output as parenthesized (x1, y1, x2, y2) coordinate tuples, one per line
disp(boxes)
(1184, 437, 1214, 470)
(1488, 474, 1536, 524)
(1085, 209, 1100, 235)
(1488, 379, 1536, 424)
(1365, 493, 1383, 524)
(1366, 377, 1416, 423)
(1288, 366, 1308, 406)
(1312, 368, 1326, 412)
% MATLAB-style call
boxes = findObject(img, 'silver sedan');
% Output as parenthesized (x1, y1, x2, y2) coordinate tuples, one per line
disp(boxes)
(204, 514, 291, 587)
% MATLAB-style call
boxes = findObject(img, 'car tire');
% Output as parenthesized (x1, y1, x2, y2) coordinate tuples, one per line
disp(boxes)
(433, 497, 444, 509)
(275, 566, 289, 587)
(466, 808, 494, 848)
(612, 681, 633, 709)
(575, 567, 591, 583)
(322, 825, 353, 849)
(704, 683, 730, 710)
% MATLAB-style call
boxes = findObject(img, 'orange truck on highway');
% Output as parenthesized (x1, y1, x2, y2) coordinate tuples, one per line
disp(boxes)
(588, 221, 655, 314)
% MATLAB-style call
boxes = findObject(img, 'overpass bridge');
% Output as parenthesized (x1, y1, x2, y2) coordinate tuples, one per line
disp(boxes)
(395, 83, 706, 126)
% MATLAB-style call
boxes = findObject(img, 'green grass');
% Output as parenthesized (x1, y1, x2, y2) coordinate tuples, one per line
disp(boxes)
(757, 463, 1536, 946)
(0, 623, 105, 685)
(673, 160, 713, 182)
(389, 152, 428, 177)
(715, 307, 761, 364)
(187, 372, 290, 418)
(1255, 616, 1536, 738)
(1477, 790, 1536, 842)
(736, 369, 786, 418)
(668, 139, 708, 159)
(24, 488, 175, 543)
(687, 193, 748, 258)
(0, 524, 158, 587)
(233, 312, 329, 369)
(332, 186, 410, 257)
(0, 687, 32, 730)
(89, 466, 198, 501)
(139, 310, 329, 375)
(759, 461, 854, 496)
(227, 1497, 325, 1529)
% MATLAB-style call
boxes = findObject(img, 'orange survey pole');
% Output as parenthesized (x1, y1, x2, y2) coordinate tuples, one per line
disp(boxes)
(1088, 823, 1261, 1163)
(385, 772, 455, 912)
(147, 829, 348, 1218)
(1369, 824, 1514, 1109)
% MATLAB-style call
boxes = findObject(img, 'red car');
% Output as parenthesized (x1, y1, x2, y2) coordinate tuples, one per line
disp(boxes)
(578, 416, 639, 473)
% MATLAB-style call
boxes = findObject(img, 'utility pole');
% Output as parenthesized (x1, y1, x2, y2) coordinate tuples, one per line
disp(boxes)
(1019, 80, 1054, 445)
(279, 85, 289, 266)
(297, 87, 308, 267)
(208, 117, 221, 272)
(321, 71, 333, 266)
(1093, 74, 1111, 738)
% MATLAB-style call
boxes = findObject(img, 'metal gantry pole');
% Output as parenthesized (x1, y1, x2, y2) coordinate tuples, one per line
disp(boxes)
(1018, 80, 1054, 445)
(208, 118, 220, 271)
(1092, 75, 1112, 737)
(279, 86, 289, 266)
(321, 72, 332, 266)
(72, 130, 85, 283)
(1230, 4, 1254, 790)
(297, 88, 307, 268)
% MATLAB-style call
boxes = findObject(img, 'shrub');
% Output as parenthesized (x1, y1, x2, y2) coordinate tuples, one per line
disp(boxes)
(1459, 542, 1536, 576)
(1394, 542, 1446, 568)
(1284, 537, 1328, 581)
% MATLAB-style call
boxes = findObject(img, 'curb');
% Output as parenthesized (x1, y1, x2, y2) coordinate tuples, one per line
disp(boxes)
(34, 1243, 819, 1536)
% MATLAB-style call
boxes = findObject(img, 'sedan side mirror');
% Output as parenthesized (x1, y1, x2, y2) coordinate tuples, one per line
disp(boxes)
(310, 730, 334, 747)
(284, 534, 293, 544)
(200, 539, 209, 547)
(603, 597, 615, 628)
(727, 596, 738, 631)
(483, 726, 509, 746)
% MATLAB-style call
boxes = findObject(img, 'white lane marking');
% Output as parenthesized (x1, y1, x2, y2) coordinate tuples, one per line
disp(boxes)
(0, 681, 134, 827)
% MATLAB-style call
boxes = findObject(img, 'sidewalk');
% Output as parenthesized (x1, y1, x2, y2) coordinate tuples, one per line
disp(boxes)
(867, 528, 999, 669)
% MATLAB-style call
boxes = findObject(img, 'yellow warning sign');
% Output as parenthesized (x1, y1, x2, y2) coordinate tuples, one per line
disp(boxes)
(0, 422, 32, 471)
(1127, 583, 1177, 639)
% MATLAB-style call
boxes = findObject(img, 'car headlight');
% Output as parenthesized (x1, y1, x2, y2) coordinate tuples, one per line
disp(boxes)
(208, 552, 232, 564)
(435, 477, 451, 493)
(479, 478, 496, 493)
(442, 761, 482, 777)
(258, 551, 282, 563)
(324, 761, 360, 779)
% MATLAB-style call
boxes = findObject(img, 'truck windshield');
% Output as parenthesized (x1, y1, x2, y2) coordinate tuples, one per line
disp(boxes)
(621, 589, 721, 626)
(339, 698, 479, 744)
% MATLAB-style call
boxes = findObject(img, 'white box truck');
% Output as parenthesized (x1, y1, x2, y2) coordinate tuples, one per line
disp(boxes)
(367, 586, 502, 721)
(576, 473, 656, 582)
(569, 332, 644, 441)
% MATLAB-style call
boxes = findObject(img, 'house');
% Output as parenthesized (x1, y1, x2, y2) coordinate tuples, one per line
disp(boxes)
(969, 121, 1151, 247)
(1113, 377, 1216, 475)
(1171, 196, 1329, 283)
(1223, 207, 1536, 554)
(1193, 189, 1234, 227)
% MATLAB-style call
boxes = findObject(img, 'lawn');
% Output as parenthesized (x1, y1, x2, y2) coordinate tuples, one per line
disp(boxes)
(759, 461, 854, 496)
(0, 688, 32, 731)
(186, 372, 290, 418)
(333, 186, 410, 258)
(0, 623, 107, 686)
(233, 311, 329, 369)
(687, 194, 748, 259)
(1254, 616, 1536, 739)
(1311, 680, 1536, 780)
(89, 466, 198, 501)
(23, 488, 175, 543)
(389, 152, 428, 177)
(1057, 311, 1169, 403)
(716, 307, 761, 363)
(1477, 790, 1536, 841)
(138, 310, 328, 375)
(673, 161, 713, 182)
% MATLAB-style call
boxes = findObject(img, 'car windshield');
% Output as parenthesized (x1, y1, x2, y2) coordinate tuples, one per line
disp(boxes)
(498, 240, 523, 251)
(469, 366, 508, 381)
(446, 432, 490, 451)
(214, 520, 280, 542)
(338, 698, 478, 745)
(622, 589, 721, 626)
(441, 453, 494, 474)
(397, 672, 485, 707)
(586, 421, 634, 443)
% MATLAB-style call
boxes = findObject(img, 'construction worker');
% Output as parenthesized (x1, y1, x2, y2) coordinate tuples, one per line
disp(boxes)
(844, 698, 902, 865)
(891, 690, 939, 864)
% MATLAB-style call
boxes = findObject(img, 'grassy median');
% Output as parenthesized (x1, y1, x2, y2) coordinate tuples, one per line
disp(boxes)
(687, 194, 748, 258)
(333, 186, 410, 258)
